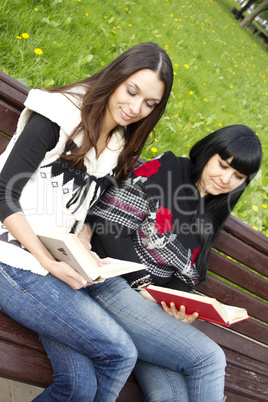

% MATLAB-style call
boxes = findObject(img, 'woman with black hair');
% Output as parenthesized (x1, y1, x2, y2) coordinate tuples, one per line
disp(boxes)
(0, 42, 174, 401)
(86, 124, 262, 401)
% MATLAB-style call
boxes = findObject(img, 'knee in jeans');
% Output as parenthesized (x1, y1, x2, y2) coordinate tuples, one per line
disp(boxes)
(207, 343, 226, 372)
(115, 335, 138, 366)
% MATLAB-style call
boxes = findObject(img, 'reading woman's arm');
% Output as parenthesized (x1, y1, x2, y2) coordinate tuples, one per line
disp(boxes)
(0, 113, 92, 289)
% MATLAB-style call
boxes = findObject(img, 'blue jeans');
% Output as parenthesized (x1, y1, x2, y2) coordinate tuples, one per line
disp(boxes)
(0, 263, 138, 402)
(88, 276, 226, 402)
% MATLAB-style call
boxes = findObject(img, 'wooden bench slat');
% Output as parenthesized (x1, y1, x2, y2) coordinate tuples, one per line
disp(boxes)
(0, 134, 11, 155)
(0, 340, 53, 388)
(0, 71, 28, 109)
(208, 250, 267, 300)
(224, 215, 268, 256)
(0, 311, 45, 353)
(224, 363, 268, 401)
(198, 276, 268, 325)
(225, 349, 268, 377)
(213, 230, 268, 277)
(0, 100, 21, 137)
(224, 393, 253, 402)
(194, 320, 268, 364)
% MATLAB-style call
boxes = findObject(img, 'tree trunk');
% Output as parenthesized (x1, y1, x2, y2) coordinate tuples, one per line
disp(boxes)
(235, 0, 256, 19)
(240, 0, 268, 27)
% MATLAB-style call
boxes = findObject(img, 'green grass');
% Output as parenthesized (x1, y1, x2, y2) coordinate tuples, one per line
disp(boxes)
(1, 0, 267, 234)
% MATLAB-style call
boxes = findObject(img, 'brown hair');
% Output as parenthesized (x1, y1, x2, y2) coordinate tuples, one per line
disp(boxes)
(47, 42, 173, 180)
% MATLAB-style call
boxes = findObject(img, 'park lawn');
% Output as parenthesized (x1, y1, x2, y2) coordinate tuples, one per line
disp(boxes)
(0, 0, 267, 234)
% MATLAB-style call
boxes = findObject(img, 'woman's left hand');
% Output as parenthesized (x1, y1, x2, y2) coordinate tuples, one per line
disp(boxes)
(161, 301, 199, 324)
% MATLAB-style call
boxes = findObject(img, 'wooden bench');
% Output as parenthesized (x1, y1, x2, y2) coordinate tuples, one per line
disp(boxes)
(232, 7, 268, 46)
(0, 70, 267, 401)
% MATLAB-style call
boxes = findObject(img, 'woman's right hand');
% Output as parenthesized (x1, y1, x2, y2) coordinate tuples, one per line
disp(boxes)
(4, 212, 94, 290)
(45, 259, 94, 290)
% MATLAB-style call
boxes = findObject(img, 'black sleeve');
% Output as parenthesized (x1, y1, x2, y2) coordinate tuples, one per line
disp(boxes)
(164, 276, 192, 292)
(0, 112, 60, 222)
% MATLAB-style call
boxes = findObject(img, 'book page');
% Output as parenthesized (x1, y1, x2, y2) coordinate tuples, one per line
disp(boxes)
(99, 258, 145, 276)
(221, 304, 248, 322)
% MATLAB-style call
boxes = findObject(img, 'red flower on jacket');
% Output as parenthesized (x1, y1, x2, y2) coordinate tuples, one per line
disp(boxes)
(155, 206, 173, 236)
(191, 245, 200, 266)
(134, 159, 161, 178)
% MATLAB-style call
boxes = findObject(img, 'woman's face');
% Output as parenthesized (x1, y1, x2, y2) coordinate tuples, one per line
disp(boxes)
(105, 69, 165, 129)
(198, 154, 247, 197)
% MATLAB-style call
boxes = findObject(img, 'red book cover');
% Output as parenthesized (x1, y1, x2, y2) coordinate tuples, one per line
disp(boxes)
(145, 286, 249, 327)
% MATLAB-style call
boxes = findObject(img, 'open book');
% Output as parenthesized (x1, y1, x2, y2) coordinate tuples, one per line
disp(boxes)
(145, 285, 249, 327)
(38, 232, 145, 283)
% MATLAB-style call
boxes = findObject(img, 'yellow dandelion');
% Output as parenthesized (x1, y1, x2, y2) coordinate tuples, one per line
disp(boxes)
(204, 98, 208, 102)
(230, 86, 233, 88)
(151, 147, 158, 153)
(128, 24, 132, 27)
(265, 93, 268, 96)
(104, 16, 108, 18)
(203, 83, 206, 85)
(85, 13, 89, 16)
(34, 8, 38, 11)
(233, 72, 235, 75)
(227, 256, 232, 259)
(189, 90, 193, 95)
(174, 114, 178, 118)
(218, 124, 223, 127)
(22, 33, 29, 39)
(252, 226, 258, 231)
(253, 205, 258, 212)
(34, 48, 43, 55)
(125, 7, 128, 10)
(170, 116, 173, 119)
(175, 64, 178, 67)
(16, 36, 22, 40)
(173, 71, 176, 75)
(203, 42, 206, 45)
(170, 13, 174, 17)
(262, 204, 267, 209)
(184, 64, 189, 69)
(154, 138, 158, 142)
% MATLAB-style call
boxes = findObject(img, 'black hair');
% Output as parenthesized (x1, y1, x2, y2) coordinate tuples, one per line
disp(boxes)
(189, 125, 262, 280)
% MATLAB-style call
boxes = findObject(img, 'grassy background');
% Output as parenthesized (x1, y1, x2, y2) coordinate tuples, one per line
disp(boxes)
(1, 0, 267, 234)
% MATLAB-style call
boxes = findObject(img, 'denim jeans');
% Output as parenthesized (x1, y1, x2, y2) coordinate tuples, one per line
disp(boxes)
(0, 263, 137, 402)
(88, 276, 226, 402)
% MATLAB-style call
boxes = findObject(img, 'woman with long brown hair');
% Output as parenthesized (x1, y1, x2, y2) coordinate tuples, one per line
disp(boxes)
(0, 42, 173, 401)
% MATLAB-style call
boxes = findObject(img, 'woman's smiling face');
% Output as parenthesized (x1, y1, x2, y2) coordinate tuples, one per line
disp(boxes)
(197, 154, 247, 198)
(105, 69, 165, 129)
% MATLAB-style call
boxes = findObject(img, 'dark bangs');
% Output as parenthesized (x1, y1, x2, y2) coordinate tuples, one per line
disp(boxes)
(218, 128, 262, 179)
